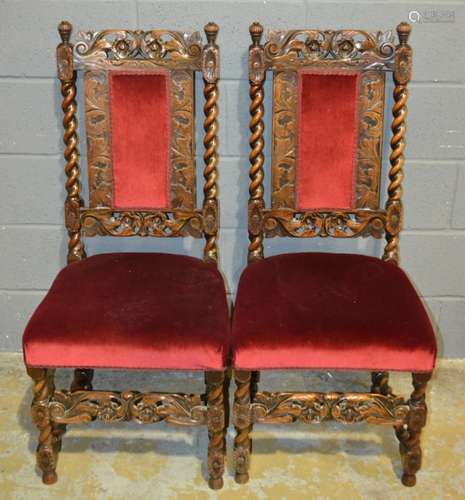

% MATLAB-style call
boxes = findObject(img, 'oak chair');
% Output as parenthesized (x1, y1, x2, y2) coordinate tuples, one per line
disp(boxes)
(23, 21, 229, 489)
(232, 22, 436, 487)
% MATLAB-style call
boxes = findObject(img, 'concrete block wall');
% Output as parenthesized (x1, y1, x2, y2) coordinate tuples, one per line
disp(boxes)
(0, 0, 463, 356)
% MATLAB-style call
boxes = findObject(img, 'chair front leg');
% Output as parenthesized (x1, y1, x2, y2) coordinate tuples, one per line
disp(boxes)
(395, 372, 432, 486)
(71, 368, 94, 391)
(206, 371, 227, 490)
(233, 370, 253, 484)
(27, 367, 59, 485)
(371, 371, 392, 395)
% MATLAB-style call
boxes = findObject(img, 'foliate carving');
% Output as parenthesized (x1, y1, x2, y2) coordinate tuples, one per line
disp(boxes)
(84, 70, 113, 208)
(395, 45, 412, 85)
(265, 29, 395, 69)
(262, 209, 386, 238)
(64, 198, 81, 233)
(252, 392, 409, 425)
(271, 71, 297, 209)
(49, 390, 207, 426)
(74, 29, 202, 67)
(81, 209, 204, 237)
(386, 200, 403, 236)
(202, 199, 218, 236)
(355, 70, 385, 209)
(201, 45, 219, 83)
(248, 200, 265, 236)
(249, 46, 265, 84)
(171, 69, 196, 210)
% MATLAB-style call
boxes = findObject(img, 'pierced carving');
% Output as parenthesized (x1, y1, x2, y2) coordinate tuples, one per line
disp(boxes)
(262, 209, 386, 238)
(49, 390, 207, 426)
(74, 29, 202, 68)
(265, 29, 395, 70)
(81, 209, 204, 237)
(252, 391, 409, 425)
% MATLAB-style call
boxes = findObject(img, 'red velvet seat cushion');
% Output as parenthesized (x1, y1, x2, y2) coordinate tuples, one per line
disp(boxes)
(233, 253, 436, 372)
(23, 253, 229, 371)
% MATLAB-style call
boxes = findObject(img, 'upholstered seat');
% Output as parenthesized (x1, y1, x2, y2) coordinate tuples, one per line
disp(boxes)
(233, 252, 436, 372)
(24, 253, 229, 371)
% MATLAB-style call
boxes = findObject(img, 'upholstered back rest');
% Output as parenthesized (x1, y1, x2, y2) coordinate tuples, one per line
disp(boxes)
(247, 23, 412, 263)
(56, 23, 220, 263)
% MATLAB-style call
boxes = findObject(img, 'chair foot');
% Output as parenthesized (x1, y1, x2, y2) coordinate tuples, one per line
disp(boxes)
(206, 371, 226, 490)
(233, 370, 253, 484)
(401, 472, 416, 487)
(42, 470, 58, 485)
(208, 477, 223, 490)
(396, 372, 432, 487)
(27, 367, 60, 485)
(235, 472, 249, 484)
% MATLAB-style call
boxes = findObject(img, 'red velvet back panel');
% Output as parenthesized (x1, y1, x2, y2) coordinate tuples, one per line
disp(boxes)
(110, 71, 170, 209)
(297, 71, 359, 210)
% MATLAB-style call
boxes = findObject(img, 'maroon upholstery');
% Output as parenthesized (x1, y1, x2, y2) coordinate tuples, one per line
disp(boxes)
(23, 253, 229, 370)
(233, 253, 436, 372)
(110, 71, 170, 209)
(297, 71, 359, 210)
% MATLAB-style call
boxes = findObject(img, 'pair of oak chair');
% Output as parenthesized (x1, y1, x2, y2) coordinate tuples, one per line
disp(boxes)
(22, 20, 436, 490)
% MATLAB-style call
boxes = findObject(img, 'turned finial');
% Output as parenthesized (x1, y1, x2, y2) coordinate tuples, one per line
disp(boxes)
(204, 22, 219, 44)
(396, 22, 411, 45)
(249, 22, 263, 46)
(58, 20, 72, 43)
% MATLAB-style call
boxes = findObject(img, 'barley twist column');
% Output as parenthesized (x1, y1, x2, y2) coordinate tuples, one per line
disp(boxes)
(396, 372, 431, 486)
(27, 368, 59, 484)
(233, 370, 252, 484)
(248, 23, 266, 262)
(206, 371, 226, 489)
(58, 21, 86, 264)
(202, 23, 220, 263)
(383, 23, 412, 264)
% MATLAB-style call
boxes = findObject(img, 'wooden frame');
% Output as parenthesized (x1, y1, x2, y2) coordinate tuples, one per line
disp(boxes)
(27, 21, 225, 490)
(236, 22, 433, 487)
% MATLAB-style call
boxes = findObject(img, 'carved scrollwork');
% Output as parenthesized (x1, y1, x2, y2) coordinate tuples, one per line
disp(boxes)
(74, 29, 202, 67)
(251, 391, 409, 425)
(170, 69, 197, 210)
(271, 71, 297, 209)
(265, 29, 395, 69)
(49, 390, 207, 426)
(262, 209, 386, 238)
(355, 70, 385, 209)
(81, 209, 204, 237)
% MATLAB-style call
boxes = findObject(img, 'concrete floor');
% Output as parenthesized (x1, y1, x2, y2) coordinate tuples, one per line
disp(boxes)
(0, 352, 464, 499)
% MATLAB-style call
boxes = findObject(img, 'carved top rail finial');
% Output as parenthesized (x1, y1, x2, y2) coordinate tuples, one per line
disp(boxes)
(58, 21, 72, 44)
(204, 22, 219, 44)
(396, 22, 411, 45)
(250, 22, 264, 46)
